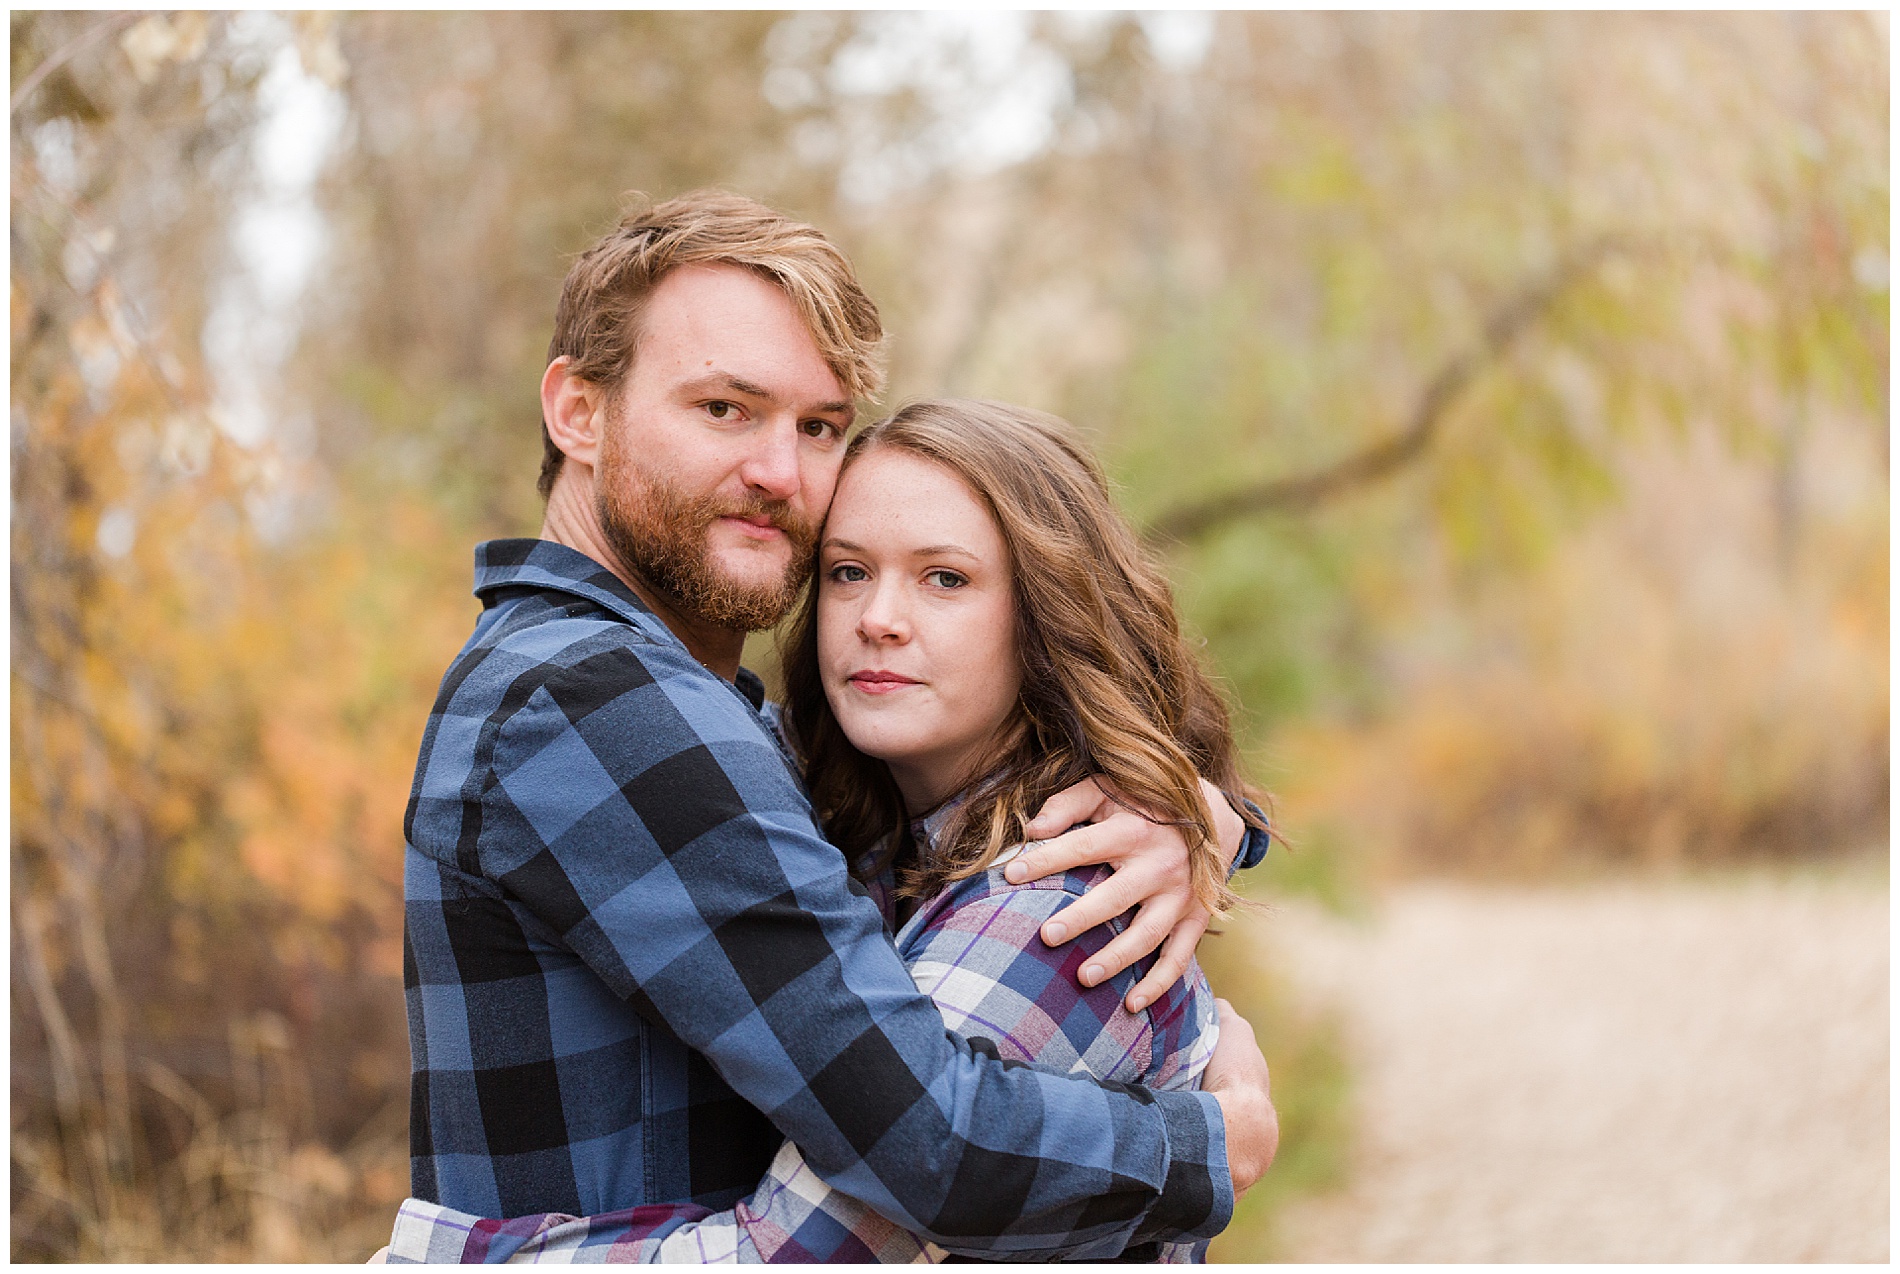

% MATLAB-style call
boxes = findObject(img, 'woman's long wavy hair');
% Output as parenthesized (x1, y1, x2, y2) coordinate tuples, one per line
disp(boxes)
(781, 399, 1269, 915)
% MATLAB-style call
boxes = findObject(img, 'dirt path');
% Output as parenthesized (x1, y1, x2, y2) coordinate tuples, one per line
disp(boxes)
(1252, 866, 1888, 1262)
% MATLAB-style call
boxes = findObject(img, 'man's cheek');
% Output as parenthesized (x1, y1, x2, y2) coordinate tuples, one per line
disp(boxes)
(806, 463, 844, 523)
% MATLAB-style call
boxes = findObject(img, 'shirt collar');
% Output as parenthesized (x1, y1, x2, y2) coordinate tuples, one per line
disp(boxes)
(909, 800, 960, 854)
(908, 791, 1039, 872)
(472, 538, 766, 711)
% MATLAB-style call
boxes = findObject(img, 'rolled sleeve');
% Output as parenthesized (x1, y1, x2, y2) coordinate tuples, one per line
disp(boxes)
(1230, 797, 1272, 874)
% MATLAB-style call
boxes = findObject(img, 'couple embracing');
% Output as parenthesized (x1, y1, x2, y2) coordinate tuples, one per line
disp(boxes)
(385, 193, 1281, 1264)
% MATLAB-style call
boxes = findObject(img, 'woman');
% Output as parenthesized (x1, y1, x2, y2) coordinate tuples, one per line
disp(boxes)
(386, 400, 1269, 1263)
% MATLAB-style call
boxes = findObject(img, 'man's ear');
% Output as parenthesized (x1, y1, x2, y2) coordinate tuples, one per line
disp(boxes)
(541, 357, 607, 470)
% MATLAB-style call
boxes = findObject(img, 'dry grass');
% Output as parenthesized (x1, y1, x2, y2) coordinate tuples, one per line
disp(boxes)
(12, 1106, 406, 1263)
(10, 995, 408, 1264)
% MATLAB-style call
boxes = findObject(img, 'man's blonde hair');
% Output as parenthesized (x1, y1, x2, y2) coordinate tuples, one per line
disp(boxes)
(540, 190, 886, 497)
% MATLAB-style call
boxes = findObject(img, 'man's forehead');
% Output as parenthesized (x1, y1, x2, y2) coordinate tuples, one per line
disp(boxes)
(636, 264, 847, 406)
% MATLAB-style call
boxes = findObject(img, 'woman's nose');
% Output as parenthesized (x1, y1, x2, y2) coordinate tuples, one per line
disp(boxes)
(857, 585, 909, 642)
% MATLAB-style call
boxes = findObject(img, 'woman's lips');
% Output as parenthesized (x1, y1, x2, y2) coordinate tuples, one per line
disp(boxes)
(847, 670, 921, 695)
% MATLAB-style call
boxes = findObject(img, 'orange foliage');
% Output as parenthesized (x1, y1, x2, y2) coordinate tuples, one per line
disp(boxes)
(13, 265, 469, 1256)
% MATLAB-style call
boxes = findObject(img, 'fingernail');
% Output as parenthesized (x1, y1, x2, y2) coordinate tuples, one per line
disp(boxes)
(1128, 995, 1147, 1012)
(1081, 962, 1104, 986)
(1044, 922, 1068, 945)
(1005, 862, 1027, 883)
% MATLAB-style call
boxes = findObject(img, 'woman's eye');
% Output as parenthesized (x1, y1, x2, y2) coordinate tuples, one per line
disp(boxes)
(924, 570, 966, 589)
(829, 564, 868, 584)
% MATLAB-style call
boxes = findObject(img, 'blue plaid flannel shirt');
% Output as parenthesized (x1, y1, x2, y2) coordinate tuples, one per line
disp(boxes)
(402, 540, 1252, 1259)
(391, 801, 1241, 1263)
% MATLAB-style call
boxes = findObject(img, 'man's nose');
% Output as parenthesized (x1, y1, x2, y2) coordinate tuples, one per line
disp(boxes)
(739, 419, 801, 501)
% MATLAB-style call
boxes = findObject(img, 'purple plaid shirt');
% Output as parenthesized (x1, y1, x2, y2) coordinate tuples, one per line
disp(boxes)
(388, 804, 1220, 1263)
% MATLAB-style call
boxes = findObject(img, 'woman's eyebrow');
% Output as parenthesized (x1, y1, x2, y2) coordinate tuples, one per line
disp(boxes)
(820, 537, 980, 560)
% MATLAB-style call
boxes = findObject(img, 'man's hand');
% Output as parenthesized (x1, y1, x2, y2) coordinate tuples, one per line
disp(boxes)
(1009, 776, 1247, 1012)
(1201, 998, 1278, 1196)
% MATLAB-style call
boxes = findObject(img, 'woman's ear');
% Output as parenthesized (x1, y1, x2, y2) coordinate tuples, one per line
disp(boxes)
(541, 356, 607, 470)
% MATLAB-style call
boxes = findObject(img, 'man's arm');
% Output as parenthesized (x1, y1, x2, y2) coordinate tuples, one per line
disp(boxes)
(383, 869, 1277, 1264)
(770, 696, 1269, 1017)
(1012, 777, 1272, 1012)
(660, 862, 1233, 1262)
(476, 645, 1250, 1258)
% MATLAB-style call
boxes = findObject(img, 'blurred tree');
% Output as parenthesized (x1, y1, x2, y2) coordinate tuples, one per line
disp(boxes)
(10, 9, 1888, 1261)
(11, 12, 420, 1259)
(311, 12, 855, 532)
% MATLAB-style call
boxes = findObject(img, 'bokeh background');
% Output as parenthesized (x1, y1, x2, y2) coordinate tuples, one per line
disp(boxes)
(11, 11, 1888, 1262)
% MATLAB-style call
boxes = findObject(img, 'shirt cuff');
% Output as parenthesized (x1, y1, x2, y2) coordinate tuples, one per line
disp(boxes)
(1134, 1089, 1235, 1247)
(1228, 798, 1271, 876)
(387, 1198, 479, 1263)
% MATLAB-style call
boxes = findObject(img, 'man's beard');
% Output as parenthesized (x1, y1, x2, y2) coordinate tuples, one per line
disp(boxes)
(595, 458, 817, 633)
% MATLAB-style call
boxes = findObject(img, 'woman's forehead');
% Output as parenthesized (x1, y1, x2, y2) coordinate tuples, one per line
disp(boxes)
(827, 449, 1001, 551)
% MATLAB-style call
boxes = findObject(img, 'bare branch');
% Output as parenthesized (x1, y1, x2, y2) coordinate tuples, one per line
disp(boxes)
(11, 12, 142, 119)
(1147, 235, 1631, 544)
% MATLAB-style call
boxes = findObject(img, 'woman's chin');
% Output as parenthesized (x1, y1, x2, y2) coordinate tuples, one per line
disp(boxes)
(837, 729, 916, 769)
(836, 728, 939, 796)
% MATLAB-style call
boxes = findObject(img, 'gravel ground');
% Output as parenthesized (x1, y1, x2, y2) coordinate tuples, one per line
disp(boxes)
(1253, 865, 1889, 1262)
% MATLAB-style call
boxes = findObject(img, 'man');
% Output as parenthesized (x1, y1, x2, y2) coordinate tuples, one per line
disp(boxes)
(400, 192, 1278, 1260)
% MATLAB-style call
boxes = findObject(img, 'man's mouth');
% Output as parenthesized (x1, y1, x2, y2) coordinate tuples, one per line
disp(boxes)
(847, 670, 921, 695)
(718, 513, 788, 541)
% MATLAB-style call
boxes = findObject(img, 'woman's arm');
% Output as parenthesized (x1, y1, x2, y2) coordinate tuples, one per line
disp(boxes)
(383, 1151, 930, 1263)
(385, 866, 1216, 1264)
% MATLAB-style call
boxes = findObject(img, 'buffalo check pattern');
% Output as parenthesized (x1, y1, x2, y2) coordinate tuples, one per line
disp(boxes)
(401, 540, 1235, 1260)
(389, 808, 1224, 1264)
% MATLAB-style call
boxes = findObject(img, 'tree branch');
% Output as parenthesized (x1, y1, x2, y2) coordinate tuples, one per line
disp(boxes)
(11, 12, 141, 119)
(1146, 235, 1629, 544)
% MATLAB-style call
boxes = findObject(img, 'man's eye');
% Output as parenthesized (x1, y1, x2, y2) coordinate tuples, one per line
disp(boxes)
(706, 401, 736, 420)
(801, 418, 841, 440)
(829, 564, 868, 584)
(924, 570, 966, 589)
